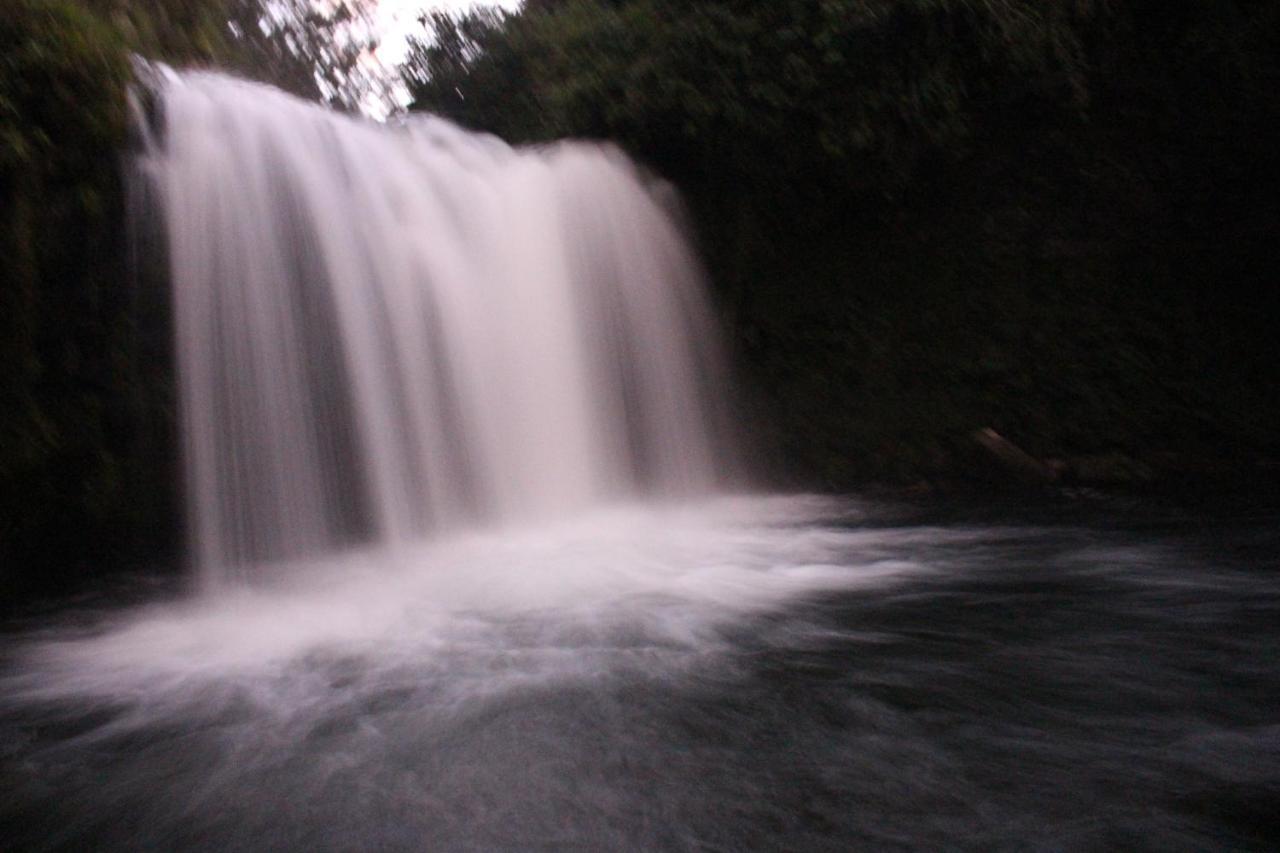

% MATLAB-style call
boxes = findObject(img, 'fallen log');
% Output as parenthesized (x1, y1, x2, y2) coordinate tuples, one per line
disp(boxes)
(972, 428, 1058, 485)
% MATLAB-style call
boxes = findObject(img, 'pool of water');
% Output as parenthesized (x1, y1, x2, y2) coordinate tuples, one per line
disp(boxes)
(3, 493, 1278, 850)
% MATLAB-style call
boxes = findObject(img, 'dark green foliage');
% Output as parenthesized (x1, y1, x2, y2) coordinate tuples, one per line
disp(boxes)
(0, 0, 162, 600)
(407, 1, 1103, 186)
(405, 0, 1280, 488)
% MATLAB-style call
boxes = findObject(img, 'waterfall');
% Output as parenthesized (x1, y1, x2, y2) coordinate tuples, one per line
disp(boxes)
(134, 72, 738, 586)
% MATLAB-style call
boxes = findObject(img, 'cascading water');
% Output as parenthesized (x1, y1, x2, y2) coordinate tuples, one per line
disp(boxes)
(133, 72, 738, 584)
(4, 68, 1277, 853)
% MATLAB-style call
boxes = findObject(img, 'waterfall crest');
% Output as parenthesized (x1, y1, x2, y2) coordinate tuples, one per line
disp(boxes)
(135, 72, 737, 585)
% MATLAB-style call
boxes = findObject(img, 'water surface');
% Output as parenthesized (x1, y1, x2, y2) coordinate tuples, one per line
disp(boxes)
(3, 493, 1277, 850)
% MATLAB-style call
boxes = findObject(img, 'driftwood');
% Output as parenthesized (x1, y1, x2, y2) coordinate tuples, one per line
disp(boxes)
(972, 428, 1058, 484)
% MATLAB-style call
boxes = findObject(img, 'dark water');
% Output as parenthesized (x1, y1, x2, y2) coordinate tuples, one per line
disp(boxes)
(2, 493, 1278, 851)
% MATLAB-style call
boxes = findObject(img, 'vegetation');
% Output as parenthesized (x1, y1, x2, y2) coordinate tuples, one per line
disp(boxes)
(0, 0, 377, 601)
(406, 0, 1280, 487)
(2, 0, 143, 601)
